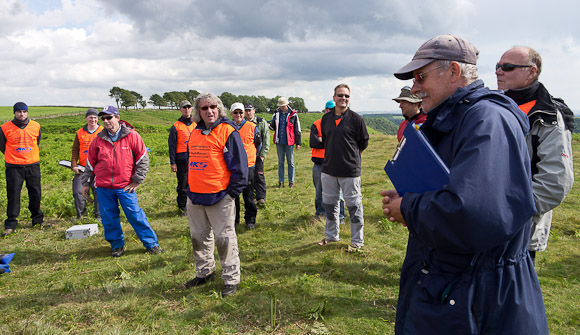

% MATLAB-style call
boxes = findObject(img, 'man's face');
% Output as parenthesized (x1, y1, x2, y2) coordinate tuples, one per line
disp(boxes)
(85, 115, 98, 128)
(180, 105, 192, 118)
(399, 101, 420, 119)
(496, 48, 535, 90)
(279, 105, 288, 112)
(244, 108, 255, 121)
(410, 62, 452, 113)
(231, 109, 244, 124)
(333, 87, 350, 109)
(14, 110, 28, 121)
(199, 99, 218, 126)
(101, 114, 120, 133)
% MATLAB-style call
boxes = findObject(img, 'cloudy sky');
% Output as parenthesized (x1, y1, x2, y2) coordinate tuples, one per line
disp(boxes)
(1, 0, 578, 113)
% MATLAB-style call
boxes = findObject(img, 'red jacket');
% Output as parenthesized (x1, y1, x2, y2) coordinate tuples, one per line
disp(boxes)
(397, 112, 427, 142)
(84, 125, 149, 189)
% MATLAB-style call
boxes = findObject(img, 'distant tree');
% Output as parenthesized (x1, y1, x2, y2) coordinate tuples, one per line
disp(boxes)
(362, 116, 398, 135)
(185, 90, 200, 103)
(120, 90, 137, 110)
(268, 96, 281, 113)
(219, 92, 237, 110)
(109, 87, 123, 109)
(163, 91, 188, 109)
(253, 96, 269, 114)
(139, 100, 147, 109)
(149, 94, 166, 109)
(129, 91, 143, 109)
(289, 97, 307, 113)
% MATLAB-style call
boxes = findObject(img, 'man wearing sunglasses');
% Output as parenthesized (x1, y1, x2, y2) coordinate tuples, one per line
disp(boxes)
(168, 100, 196, 216)
(382, 35, 547, 334)
(230, 102, 261, 229)
(497, 46, 574, 264)
(81, 106, 163, 257)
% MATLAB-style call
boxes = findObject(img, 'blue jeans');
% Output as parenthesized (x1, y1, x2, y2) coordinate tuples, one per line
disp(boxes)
(276, 144, 295, 183)
(313, 164, 344, 219)
(96, 188, 159, 250)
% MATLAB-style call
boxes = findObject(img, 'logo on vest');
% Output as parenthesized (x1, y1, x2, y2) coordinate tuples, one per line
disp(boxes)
(189, 161, 208, 170)
(16, 147, 33, 152)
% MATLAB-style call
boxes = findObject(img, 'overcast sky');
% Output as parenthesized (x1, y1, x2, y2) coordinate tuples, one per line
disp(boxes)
(1, 0, 578, 113)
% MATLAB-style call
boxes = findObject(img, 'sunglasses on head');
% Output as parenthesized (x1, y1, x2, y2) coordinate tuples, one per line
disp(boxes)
(101, 115, 114, 121)
(336, 94, 350, 98)
(495, 63, 532, 72)
(200, 104, 217, 111)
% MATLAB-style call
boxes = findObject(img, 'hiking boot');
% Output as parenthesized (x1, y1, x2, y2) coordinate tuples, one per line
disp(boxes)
(1, 229, 14, 237)
(111, 247, 125, 257)
(246, 223, 255, 230)
(148, 246, 164, 254)
(184, 273, 215, 288)
(278, 182, 284, 188)
(179, 210, 187, 217)
(257, 198, 266, 205)
(221, 284, 238, 297)
(288, 182, 295, 188)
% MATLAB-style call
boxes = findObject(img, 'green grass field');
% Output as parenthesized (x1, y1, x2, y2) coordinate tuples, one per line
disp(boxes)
(0, 109, 579, 334)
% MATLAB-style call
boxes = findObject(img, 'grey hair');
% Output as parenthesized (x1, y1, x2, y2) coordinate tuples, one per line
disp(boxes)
(435, 60, 479, 85)
(519, 46, 542, 80)
(192, 93, 227, 123)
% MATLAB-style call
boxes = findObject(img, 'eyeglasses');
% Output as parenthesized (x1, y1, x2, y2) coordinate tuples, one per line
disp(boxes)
(336, 94, 350, 98)
(101, 115, 114, 121)
(200, 104, 217, 111)
(181, 105, 192, 109)
(413, 65, 445, 84)
(495, 63, 532, 72)
(232, 111, 243, 115)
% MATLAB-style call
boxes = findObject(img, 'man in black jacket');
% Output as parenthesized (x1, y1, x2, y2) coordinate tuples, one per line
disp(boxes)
(317, 84, 369, 250)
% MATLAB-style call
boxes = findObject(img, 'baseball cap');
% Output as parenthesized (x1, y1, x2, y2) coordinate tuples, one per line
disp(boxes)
(179, 100, 192, 108)
(394, 34, 479, 80)
(230, 102, 245, 112)
(85, 108, 99, 117)
(13, 102, 28, 112)
(244, 103, 254, 110)
(325, 100, 335, 109)
(393, 86, 422, 103)
(99, 106, 119, 116)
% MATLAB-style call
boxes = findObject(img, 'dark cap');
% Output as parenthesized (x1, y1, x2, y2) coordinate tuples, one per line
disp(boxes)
(244, 104, 254, 110)
(13, 102, 28, 112)
(85, 108, 99, 117)
(393, 86, 422, 103)
(394, 34, 479, 80)
(98, 106, 119, 116)
(179, 100, 192, 108)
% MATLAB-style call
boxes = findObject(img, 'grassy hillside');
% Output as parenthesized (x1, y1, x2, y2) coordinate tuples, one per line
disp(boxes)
(0, 110, 579, 334)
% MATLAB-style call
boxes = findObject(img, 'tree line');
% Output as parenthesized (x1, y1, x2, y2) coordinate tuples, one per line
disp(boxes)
(109, 87, 309, 113)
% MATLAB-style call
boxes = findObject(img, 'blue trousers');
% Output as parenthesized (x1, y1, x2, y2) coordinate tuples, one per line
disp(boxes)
(276, 144, 295, 183)
(96, 188, 159, 250)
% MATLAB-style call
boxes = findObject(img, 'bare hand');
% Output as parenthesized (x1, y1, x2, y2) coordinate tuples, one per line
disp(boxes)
(171, 163, 177, 173)
(123, 182, 140, 193)
(296, 145, 300, 150)
(72, 166, 83, 175)
(381, 190, 406, 226)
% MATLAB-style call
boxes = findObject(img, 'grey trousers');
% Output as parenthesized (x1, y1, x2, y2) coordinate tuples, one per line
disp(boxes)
(321, 173, 364, 247)
(186, 195, 240, 285)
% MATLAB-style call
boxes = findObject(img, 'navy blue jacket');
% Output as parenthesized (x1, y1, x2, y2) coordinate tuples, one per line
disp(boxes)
(396, 80, 548, 334)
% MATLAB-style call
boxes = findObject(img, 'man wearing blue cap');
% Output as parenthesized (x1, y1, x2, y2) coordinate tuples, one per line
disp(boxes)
(0, 102, 45, 237)
(81, 106, 162, 257)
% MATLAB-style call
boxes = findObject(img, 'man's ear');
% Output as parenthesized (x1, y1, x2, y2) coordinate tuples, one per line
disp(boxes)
(449, 61, 462, 83)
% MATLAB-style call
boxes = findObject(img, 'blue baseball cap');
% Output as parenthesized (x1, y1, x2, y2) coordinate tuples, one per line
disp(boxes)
(325, 100, 335, 109)
(99, 106, 119, 116)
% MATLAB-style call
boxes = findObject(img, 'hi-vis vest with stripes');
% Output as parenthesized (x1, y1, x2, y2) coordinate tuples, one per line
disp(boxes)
(188, 123, 234, 194)
(238, 120, 257, 167)
(76, 125, 104, 166)
(174, 120, 196, 154)
(1, 120, 41, 165)
(311, 118, 324, 159)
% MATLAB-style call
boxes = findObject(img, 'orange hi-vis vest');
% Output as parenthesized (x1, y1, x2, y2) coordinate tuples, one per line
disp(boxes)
(238, 120, 257, 167)
(76, 125, 103, 166)
(1, 120, 41, 165)
(311, 118, 324, 159)
(174, 120, 196, 154)
(518, 100, 537, 115)
(188, 123, 234, 194)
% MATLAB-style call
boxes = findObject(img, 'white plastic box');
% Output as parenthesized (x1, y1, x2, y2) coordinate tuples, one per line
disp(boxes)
(65, 224, 99, 240)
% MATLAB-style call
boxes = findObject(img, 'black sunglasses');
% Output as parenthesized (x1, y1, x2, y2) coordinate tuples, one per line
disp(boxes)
(232, 111, 244, 115)
(336, 94, 350, 98)
(496, 63, 532, 72)
(101, 115, 114, 121)
(200, 104, 217, 111)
